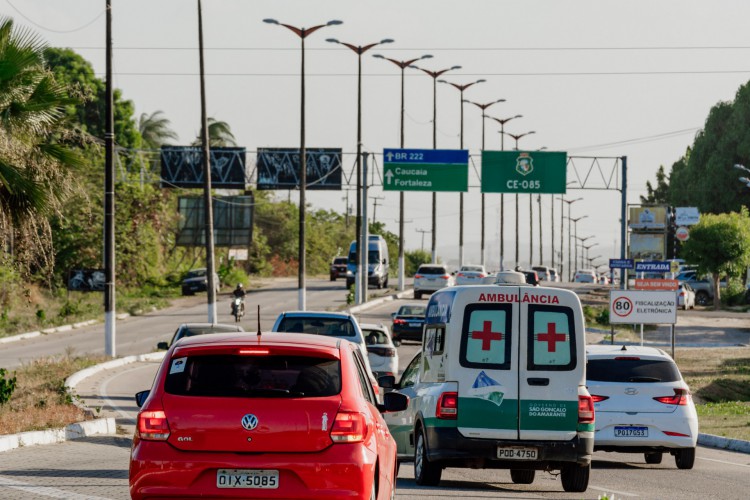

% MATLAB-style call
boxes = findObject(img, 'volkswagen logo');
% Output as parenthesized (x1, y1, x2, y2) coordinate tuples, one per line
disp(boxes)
(241, 414, 259, 431)
(624, 387, 639, 395)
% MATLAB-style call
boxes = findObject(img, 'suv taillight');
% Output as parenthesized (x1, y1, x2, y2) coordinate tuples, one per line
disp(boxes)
(137, 410, 170, 440)
(436, 391, 458, 419)
(441, 274, 451, 280)
(578, 395, 595, 424)
(653, 388, 691, 406)
(330, 411, 367, 443)
(414, 274, 423, 279)
(590, 394, 609, 403)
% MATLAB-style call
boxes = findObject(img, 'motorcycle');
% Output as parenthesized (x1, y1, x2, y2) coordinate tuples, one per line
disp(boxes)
(231, 296, 245, 322)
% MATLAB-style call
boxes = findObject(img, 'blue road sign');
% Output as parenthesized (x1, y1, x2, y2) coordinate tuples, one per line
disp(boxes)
(634, 261, 671, 273)
(609, 259, 634, 269)
(383, 148, 468, 164)
(382, 148, 469, 192)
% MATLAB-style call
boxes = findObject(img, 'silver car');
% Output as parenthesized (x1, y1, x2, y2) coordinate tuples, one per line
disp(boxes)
(413, 264, 454, 299)
(454, 264, 488, 286)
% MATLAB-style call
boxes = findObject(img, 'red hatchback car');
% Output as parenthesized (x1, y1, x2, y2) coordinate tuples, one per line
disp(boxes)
(129, 332, 407, 500)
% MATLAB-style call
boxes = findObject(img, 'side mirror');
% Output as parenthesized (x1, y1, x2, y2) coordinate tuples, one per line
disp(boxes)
(379, 392, 409, 413)
(382, 258, 386, 264)
(157, 342, 169, 350)
(135, 390, 150, 408)
(378, 375, 396, 389)
(391, 312, 396, 319)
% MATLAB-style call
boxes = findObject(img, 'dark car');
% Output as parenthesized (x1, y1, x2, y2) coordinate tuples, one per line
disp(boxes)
(329, 256, 348, 281)
(516, 268, 540, 286)
(156, 323, 244, 350)
(390, 303, 427, 344)
(181, 268, 220, 296)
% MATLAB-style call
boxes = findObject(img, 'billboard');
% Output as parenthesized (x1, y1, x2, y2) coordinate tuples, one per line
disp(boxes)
(160, 146, 247, 189)
(628, 205, 667, 230)
(256, 148, 342, 190)
(629, 233, 666, 261)
(67, 269, 105, 292)
(675, 207, 700, 226)
(177, 195, 253, 247)
(481, 151, 567, 194)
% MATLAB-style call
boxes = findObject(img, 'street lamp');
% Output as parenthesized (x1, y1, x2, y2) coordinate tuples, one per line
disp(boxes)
(488, 114, 522, 270)
(411, 63, 462, 262)
(464, 99, 506, 268)
(327, 36, 394, 303)
(372, 52, 432, 291)
(566, 215, 588, 277)
(575, 235, 593, 271)
(264, 18, 342, 311)
(438, 78, 486, 267)
(504, 130, 536, 268)
(582, 242, 599, 269)
(558, 197, 582, 281)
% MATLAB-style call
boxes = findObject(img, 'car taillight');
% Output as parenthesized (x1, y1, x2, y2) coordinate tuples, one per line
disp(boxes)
(663, 431, 691, 437)
(614, 356, 641, 360)
(330, 411, 367, 443)
(414, 274, 423, 279)
(479, 273, 486, 278)
(137, 410, 170, 440)
(441, 274, 451, 280)
(679, 291, 686, 297)
(578, 395, 595, 424)
(457, 273, 465, 277)
(653, 388, 691, 406)
(367, 346, 396, 357)
(590, 394, 609, 403)
(393, 318, 407, 325)
(436, 391, 458, 419)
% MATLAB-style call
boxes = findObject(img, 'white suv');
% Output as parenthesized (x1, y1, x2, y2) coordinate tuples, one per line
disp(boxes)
(413, 264, 454, 299)
(586, 345, 698, 469)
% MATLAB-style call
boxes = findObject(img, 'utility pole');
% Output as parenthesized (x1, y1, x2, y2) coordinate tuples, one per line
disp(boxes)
(104, 0, 115, 357)
(369, 195, 385, 223)
(416, 228, 430, 251)
(538, 194, 543, 266)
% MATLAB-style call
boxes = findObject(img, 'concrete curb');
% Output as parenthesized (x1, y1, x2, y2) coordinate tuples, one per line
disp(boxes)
(698, 433, 750, 454)
(0, 315, 129, 345)
(348, 288, 414, 315)
(0, 417, 116, 453)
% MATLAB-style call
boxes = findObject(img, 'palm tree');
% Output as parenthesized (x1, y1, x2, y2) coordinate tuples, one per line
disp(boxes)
(0, 17, 83, 271)
(192, 117, 237, 147)
(138, 110, 178, 149)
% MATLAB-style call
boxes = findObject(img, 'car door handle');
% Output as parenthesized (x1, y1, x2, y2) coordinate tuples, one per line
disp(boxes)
(527, 378, 549, 386)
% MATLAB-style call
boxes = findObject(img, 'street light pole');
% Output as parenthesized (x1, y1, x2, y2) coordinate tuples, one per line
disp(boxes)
(575, 235, 593, 270)
(489, 114, 522, 270)
(373, 53, 432, 291)
(504, 130, 536, 268)
(264, 18, 342, 311)
(438, 78, 485, 267)
(412, 64, 462, 263)
(465, 99, 505, 267)
(327, 36, 394, 303)
(558, 197, 582, 281)
(566, 215, 588, 276)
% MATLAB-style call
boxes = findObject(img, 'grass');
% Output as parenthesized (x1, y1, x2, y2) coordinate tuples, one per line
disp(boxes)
(0, 351, 107, 435)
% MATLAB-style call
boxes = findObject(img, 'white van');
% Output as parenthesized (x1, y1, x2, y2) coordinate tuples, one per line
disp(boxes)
(346, 234, 390, 289)
(382, 284, 594, 493)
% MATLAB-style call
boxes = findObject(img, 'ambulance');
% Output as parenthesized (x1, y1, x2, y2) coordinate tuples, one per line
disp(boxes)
(382, 284, 594, 492)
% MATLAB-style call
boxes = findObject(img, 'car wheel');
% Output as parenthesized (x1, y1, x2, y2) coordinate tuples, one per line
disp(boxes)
(377, 278, 383, 289)
(695, 291, 710, 306)
(510, 469, 535, 484)
(384, 276, 389, 288)
(414, 429, 441, 486)
(675, 447, 696, 469)
(560, 463, 589, 493)
(415, 291, 422, 300)
(330, 274, 335, 281)
(645, 452, 663, 464)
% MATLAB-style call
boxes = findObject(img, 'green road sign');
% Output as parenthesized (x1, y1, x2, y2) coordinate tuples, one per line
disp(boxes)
(481, 150, 567, 193)
(382, 148, 468, 192)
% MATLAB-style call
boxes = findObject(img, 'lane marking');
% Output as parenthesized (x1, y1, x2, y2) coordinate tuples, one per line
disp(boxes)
(100, 363, 158, 423)
(699, 456, 750, 468)
(590, 485, 639, 497)
(0, 476, 111, 499)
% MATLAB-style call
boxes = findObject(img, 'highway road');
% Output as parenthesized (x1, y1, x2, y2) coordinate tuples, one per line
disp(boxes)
(2, 280, 750, 498)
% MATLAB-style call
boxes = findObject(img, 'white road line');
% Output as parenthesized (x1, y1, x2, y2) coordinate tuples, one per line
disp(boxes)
(100, 364, 155, 423)
(699, 456, 750, 468)
(0, 476, 111, 499)
(589, 485, 640, 497)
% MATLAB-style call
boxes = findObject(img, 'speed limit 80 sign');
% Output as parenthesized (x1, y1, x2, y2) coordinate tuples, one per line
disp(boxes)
(609, 290, 677, 325)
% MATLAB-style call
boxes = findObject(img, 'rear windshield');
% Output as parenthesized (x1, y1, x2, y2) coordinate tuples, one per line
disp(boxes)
(333, 258, 347, 265)
(164, 354, 341, 397)
(418, 266, 447, 275)
(398, 305, 426, 316)
(587, 358, 681, 382)
(461, 266, 483, 272)
(276, 317, 356, 338)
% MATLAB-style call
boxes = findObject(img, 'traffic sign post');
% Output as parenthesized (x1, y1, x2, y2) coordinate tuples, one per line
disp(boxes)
(481, 150, 567, 193)
(382, 148, 468, 192)
(609, 289, 678, 357)
(609, 258, 634, 269)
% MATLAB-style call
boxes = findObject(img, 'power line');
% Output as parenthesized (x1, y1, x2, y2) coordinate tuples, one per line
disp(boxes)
(94, 70, 750, 77)
(69, 45, 750, 51)
(7, 0, 105, 34)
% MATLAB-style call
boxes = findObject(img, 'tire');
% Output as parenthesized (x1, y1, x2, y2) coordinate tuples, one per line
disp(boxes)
(330, 274, 335, 281)
(560, 463, 589, 493)
(645, 452, 663, 464)
(414, 429, 441, 486)
(510, 469, 535, 484)
(377, 278, 383, 289)
(695, 291, 710, 306)
(675, 447, 696, 469)
(384, 276, 389, 288)
(415, 291, 422, 300)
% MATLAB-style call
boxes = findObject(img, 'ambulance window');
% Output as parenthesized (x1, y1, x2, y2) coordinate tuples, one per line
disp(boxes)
(527, 305, 576, 371)
(459, 304, 512, 369)
(424, 326, 445, 356)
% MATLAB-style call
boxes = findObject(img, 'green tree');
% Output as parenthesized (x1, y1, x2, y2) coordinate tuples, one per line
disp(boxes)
(138, 110, 177, 149)
(641, 165, 670, 204)
(192, 117, 237, 147)
(680, 209, 750, 308)
(0, 18, 84, 275)
(405, 249, 432, 276)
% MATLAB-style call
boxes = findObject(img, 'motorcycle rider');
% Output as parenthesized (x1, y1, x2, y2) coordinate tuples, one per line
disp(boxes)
(231, 283, 246, 316)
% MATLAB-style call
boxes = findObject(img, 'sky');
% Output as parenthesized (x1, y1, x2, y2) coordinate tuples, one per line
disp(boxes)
(6, 0, 750, 274)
